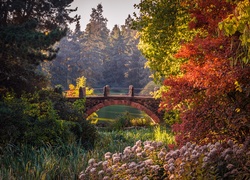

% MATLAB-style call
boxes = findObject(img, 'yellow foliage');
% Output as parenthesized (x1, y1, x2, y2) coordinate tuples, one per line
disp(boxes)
(69, 84, 75, 90)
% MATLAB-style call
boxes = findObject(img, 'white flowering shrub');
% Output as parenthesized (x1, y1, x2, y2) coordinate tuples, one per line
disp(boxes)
(79, 139, 250, 179)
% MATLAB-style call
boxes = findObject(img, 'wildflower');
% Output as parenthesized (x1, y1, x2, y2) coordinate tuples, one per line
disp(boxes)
(209, 144, 215, 150)
(230, 169, 239, 175)
(171, 151, 179, 159)
(157, 141, 163, 147)
(121, 163, 127, 169)
(203, 156, 208, 162)
(137, 152, 143, 157)
(236, 149, 244, 156)
(106, 167, 112, 174)
(168, 158, 175, 164)
(85, 166, 91, 173)
(215, 142, 221, 148)
(152, 141, 158, 148)
(169, 165, 175, 173)
(169, 174, 175, 180)
(124, 146, 132, 155)
(227, 139, 234, 147)
(90, 167, 96, 174)
(136, 140, 142, 147)
(224, 154, 231, 161)
(143, 140, 151, 146)
(144, 159, 153, 166)
(144, 144, 151, 150)
(151, 165, 160, 172)
(132, 145, 138, 152)
(175, 149, 180, 157)
(136, 146, 142, 153)
(208, 148, 217, 158)
(149, 146, 155, 152)
(222, 148, 233, 157)
(200, 145, 208, 153)
(180, 146, 186, 155)
(112, 153, 120, 159)
(113, 156, 120, 164)
(191, 154, 198, 160)
(102, 161, 109, 169)
(129, 162, 137, 169)
(98, 170, 104, 176)
(79, 172, 85, 180)
(140, 167, 146, 173)
(226, 164, 234, 170)
(126, 169, 132, 174)
(163, 164, 168, 170)
(105, 152, 112, 160)
(179, 169, 184, 175)
(143, 176, 149, 180)
(88, 158, 95, 166)
(186, 142, 192, 148)
(112, 164, 118, 170)
(184, 151, 189, 157)
(192, 150, 197, 155)
(103, 176, 110, 180)
(158, 150, 165, 159)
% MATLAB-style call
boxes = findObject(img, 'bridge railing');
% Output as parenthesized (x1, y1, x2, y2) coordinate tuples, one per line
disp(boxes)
(65, 85, 159, 98)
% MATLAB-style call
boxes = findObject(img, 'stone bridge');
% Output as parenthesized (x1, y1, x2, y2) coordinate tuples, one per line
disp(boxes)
(67, 85, 163, 123)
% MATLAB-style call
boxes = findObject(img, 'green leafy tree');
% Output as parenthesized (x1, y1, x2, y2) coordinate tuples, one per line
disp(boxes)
(219, 0, 250, 65)
(132, 0, 196, 82)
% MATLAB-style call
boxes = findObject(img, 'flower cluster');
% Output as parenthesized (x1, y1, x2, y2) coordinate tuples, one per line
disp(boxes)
(79, 139, 250, 179)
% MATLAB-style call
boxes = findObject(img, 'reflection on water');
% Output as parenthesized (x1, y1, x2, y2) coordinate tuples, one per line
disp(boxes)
(95, 105, 148, 121)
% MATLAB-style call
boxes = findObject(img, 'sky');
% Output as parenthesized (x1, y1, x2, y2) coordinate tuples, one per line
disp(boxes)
(69, 0, 140, 30)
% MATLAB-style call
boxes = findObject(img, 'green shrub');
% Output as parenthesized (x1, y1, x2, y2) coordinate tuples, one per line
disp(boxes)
(163, 110, 181, 128)
(112, 112, 132, 130)
(0, 90, 97, 149)
(130, 117, 152, 127)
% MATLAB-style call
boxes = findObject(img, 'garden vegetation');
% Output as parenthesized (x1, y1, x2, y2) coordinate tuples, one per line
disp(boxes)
(0, 0, 249, 179)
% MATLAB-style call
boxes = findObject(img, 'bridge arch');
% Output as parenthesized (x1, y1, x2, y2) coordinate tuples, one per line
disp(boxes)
(85, 99, 161, 123)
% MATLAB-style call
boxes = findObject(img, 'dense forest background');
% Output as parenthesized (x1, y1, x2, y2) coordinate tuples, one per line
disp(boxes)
(40, 4, 150, 90)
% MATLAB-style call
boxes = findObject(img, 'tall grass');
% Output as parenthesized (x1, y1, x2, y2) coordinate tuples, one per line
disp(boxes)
(0, 142, 86, 179)
(0, 126, 175, 179)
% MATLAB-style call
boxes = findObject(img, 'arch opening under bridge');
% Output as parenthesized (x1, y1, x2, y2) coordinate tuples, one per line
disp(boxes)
(66, 85, 163, 123)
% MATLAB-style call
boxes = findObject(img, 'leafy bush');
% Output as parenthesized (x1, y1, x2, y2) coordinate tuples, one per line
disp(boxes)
(112, 112, 132, 130)
(80, 139, 250, 179)
(130, 117, 152, 127)
(0, 90, 97, 148)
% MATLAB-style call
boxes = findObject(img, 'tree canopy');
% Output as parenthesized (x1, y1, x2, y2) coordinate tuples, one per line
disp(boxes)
(133, 0, 250, 146)
(41, 4, 150, 89)
(0, 0, 79, 95)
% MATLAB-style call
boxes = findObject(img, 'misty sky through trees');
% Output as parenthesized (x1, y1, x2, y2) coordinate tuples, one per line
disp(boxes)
(41, 3, 150, 90)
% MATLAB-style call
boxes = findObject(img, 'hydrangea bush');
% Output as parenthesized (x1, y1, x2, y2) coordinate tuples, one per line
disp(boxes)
(79, 139, 250, 179)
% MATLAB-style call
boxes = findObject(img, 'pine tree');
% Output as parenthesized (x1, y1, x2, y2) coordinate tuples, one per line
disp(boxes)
(0, 0, 79, 95)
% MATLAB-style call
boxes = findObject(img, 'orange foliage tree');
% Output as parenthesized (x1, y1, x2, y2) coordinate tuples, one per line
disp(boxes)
(160, 0, 250, 146)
